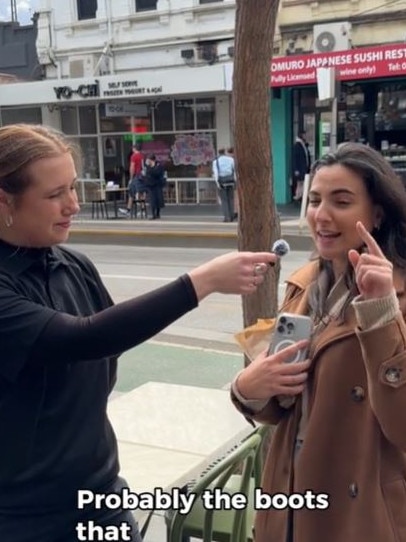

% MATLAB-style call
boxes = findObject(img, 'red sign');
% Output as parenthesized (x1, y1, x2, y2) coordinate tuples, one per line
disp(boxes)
(271, 43, 406, 87)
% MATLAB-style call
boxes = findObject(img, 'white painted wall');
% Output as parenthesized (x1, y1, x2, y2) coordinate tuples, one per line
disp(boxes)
(36, 0, 236, 79)
(32, 0, 232, 160)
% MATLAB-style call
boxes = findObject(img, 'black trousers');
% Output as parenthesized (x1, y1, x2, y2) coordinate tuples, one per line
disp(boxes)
(0, 477, 143, 542)
(148, 186, 163, 218)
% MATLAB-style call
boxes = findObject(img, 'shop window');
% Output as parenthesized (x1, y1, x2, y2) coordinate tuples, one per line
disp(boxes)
(98, 104, 132, 133)
(70, 137, 99, 179)
(0, 107, 42, 126)
(138, 134, 173, 171)
(345, 85, 364, 108)
(196, 98, 215, 130)
(77, 0, 97, 20)
(98, 103, 151, 134)
(138, 132, 216, 180)
(135, 0, 157, 12)
(298, 88, 315, 108)
(79, 105, 97, 134)
(61, 106, 79, 135)
(375, 84, 406, 131)
(102, 136, 125, 184)
(175, 99, 194, 131)
(153, 100, 174, 132)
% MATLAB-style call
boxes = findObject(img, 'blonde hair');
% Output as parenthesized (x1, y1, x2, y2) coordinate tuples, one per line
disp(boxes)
(0, 124, 80, 196)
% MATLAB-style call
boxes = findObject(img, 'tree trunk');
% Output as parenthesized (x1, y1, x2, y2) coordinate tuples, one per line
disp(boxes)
(233, 0, 282, 359)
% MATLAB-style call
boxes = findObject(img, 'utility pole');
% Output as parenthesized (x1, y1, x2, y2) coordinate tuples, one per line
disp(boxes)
(10, 0, 17, 23)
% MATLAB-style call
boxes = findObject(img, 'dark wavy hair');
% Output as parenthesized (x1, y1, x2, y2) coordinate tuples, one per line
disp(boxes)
(307, 142, 406, 322)
(310, 142, 406, 266)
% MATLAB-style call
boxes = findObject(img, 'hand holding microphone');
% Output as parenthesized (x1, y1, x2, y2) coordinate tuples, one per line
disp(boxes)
(188, 241, 290, 300)
(251, 239, 290, 287)
(260, 238, 291, 269)
(272, 238, 290, 259)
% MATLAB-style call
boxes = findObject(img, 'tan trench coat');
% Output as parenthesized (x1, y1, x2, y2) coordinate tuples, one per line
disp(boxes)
(234, 261, 406, 542)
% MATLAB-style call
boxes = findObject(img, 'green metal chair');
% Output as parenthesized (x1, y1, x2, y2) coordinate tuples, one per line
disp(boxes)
(165, 426, 268, 542)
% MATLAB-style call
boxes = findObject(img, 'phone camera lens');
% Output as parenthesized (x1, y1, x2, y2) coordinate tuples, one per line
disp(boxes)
(277, 325, 285, 333)
(279, 317, 287, 324)
(287, 322, 295, 331)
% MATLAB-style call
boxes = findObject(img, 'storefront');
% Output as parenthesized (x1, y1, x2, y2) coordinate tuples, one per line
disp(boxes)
(270, 43, 406, 203)
(0, 64, 232, 204)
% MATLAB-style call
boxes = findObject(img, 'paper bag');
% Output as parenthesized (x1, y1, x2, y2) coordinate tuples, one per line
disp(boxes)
(234, 318, 276, 362)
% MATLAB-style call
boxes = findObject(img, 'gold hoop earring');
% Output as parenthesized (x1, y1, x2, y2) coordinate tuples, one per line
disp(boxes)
(4, 215, 13, 228)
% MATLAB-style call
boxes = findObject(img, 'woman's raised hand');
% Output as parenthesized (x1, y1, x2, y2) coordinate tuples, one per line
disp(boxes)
(348, 221, 394, 300)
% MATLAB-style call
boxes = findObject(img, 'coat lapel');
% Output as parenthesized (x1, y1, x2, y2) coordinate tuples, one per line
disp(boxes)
(281, 260, 406, 362)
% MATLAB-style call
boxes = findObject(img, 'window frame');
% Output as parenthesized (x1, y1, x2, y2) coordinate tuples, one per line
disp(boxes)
(76, 0, 97, 21)
(135, 0, 158, 12)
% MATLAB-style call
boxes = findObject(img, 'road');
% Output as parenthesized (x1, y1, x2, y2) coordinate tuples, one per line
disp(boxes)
(70, 243, 312, 352)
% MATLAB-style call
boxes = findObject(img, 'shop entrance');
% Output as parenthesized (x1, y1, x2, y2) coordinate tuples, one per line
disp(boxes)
(102, 136, 132, 187)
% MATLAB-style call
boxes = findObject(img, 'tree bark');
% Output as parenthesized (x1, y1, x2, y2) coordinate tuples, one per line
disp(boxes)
(233, 0, 282, 354)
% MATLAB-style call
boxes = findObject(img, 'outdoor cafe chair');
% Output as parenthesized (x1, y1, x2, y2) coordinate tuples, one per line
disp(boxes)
(130, 198, 148, 219)
(165, 425, 268, 542)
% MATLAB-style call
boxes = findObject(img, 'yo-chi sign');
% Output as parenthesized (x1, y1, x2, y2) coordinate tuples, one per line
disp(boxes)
(53, 80, 100, 99)
(271, 43, 406, 87)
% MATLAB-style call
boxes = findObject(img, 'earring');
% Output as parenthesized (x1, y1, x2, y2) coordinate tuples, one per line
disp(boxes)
(4, 215, 13, 228)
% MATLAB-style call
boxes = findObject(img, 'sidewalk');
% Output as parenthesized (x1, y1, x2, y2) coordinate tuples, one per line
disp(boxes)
(113, 342, 246, 542)
(71, 203, 313, 251)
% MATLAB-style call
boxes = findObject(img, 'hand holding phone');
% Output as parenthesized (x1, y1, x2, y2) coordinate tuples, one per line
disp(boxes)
(235, 314, 312, 401)
(268, 313, 312, 363)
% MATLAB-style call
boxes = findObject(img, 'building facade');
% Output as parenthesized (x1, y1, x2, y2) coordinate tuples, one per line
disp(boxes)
(0, 18, 41, 81)
(272, 0, 406, 203)
(0, 0, 236, 205)
(0, 0, 405, 205)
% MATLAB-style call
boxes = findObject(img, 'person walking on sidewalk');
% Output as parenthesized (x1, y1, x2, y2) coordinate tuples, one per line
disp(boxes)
(292, 131, 311, 201)
(119, 143, 146, 218)
(0, 123, 277, 542)
(144, 154, 166, 220)
(227, 146, 238, 221)
(212, 148, 236, 222)
(232, 142, 406, 542)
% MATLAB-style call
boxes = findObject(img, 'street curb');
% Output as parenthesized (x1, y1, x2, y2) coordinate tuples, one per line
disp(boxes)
(71, 228, 237, 239)
(68, 227, 314, 251)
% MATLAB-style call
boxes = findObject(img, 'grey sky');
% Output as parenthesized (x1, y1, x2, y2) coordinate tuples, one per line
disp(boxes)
(0, 0, 40, 25)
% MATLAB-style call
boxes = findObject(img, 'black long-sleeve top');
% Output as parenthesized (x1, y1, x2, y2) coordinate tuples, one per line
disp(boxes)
(0, 240, 197, 512)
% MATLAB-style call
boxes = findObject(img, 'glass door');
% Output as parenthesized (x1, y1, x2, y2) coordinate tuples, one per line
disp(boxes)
(303, 112, 316, 166)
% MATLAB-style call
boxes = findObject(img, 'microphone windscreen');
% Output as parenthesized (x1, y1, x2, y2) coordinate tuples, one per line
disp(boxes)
(272, 239, 290, 258)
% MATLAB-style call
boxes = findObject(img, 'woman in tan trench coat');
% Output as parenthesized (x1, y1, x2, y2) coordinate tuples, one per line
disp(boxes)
(232, 142, 406, 542)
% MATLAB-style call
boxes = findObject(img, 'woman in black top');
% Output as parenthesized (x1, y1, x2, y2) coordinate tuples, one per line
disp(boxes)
(0, 124, 276, 542)
(144, 154, 165, 220)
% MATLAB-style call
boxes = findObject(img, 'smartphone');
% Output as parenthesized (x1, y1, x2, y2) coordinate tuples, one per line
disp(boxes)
(267, 313, 313, 363)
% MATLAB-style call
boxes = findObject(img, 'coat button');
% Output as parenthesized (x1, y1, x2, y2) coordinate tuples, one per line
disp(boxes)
(351, 386, 365, 402)
(385, 368, 401, 383)
(349, 483, 358, 498)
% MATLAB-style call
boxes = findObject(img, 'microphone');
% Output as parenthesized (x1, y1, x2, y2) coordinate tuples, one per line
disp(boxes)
(272, 238, 290, 258)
